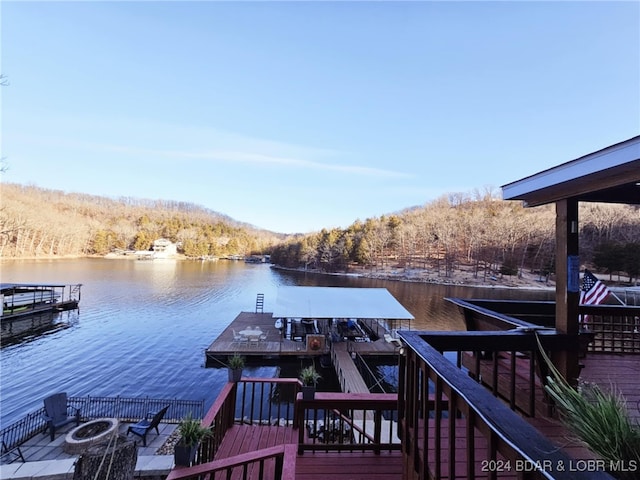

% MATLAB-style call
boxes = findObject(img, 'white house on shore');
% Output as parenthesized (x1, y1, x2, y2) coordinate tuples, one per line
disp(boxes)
(135, 238, 179, 259)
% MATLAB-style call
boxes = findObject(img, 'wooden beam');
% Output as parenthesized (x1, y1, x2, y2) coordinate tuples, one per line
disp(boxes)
(554, 199, 580, 384)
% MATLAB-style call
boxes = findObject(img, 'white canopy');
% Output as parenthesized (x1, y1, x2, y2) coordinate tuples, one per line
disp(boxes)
(272, 287, 414, 320)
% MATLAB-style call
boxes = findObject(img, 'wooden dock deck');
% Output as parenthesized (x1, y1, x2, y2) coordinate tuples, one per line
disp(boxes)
(205, 312, 398, 365)
(331, 343, 370, 394)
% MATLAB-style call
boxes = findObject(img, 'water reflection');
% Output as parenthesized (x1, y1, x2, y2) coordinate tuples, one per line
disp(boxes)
(0, 310, 79, 348)
(0, 259, 552, 427)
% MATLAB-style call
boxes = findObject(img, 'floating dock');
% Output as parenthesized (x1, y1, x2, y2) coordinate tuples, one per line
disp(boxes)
(205, 311, 401, 366)
(1, 283, 82, 321)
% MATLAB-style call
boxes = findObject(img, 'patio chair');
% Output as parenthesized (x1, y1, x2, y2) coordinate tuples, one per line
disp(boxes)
(232, 329, 243, 343)
(126, 405, 170, 446)
(42, 392, 81, 441)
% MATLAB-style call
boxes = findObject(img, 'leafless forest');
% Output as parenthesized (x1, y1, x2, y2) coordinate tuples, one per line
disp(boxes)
(1, 183, 638, 282)
(270, 190, 640, 283)
(0, 183, 285, 259)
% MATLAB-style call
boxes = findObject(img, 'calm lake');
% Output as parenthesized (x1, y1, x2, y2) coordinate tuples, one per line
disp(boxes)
(0, 258, 553, 427)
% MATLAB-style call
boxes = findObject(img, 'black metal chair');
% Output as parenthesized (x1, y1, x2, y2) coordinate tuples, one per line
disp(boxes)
(42, 392, 81, 441)
(126, 405, 170, 446)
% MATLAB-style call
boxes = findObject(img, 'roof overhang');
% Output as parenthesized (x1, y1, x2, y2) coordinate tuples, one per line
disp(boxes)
(502, 136, 640, 207)
(272, 286, 414, 320)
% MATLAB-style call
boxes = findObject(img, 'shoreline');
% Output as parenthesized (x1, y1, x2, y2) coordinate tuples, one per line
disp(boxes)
(4, 255, 635, 292)
(271, 264, 556, 291)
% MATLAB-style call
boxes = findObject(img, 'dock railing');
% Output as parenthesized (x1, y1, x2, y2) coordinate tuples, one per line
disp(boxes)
(398, 330, 613, 480)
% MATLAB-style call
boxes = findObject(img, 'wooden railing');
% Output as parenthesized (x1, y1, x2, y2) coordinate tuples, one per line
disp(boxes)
(295, 392, 400, 455)
(398, 330, 613, 480)
(448, 297, 640, 355)
(235, 378, 300, 426)
(167, 444, 296, 480)
(580, 305, 640, 354)
(416, 330, 584, 418)
(191, 378, 300, 467)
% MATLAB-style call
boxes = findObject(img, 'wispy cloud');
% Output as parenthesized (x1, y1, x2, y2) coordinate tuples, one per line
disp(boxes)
(7, 128, 412, 179)
(147, 149, 411, 178)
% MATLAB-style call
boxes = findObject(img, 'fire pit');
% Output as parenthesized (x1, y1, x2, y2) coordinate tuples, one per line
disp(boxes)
(63, 418, 119, 454)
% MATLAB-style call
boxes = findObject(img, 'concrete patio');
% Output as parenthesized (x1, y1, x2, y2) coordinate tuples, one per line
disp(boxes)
(0, 421, 177, 480)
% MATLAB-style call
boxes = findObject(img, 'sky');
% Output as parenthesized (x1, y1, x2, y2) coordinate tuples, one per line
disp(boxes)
(1, 1, 639, 234)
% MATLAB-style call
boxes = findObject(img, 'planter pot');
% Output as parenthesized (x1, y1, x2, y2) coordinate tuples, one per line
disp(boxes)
(301, 386, 316, 400)
(228, 368, 243, 383)
(174, 443, 198, 467)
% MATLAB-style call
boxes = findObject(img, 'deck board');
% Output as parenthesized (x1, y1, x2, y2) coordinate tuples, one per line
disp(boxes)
(580, 353, 640, 424)
(213, 424, 402, 480)
(295, 451, 404, 479)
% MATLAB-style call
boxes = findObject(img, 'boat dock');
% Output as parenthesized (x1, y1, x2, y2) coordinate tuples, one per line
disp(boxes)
(1, 284, 82, 321)
(205, 311, 400, 366)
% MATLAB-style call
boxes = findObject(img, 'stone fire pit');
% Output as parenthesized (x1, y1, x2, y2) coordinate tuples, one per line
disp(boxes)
(63, 418, 120, 454)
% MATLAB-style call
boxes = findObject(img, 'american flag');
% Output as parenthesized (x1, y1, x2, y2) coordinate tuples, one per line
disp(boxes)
(580, 270, 610, 305)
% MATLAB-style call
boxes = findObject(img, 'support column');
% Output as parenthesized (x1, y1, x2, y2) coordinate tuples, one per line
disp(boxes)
(554, 199, 580, 384)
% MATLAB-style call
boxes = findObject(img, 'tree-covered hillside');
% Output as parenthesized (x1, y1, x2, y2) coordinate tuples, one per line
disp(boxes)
(270, 190, 640, 283)
(2, 184, 638, 283)
(0, 183, 287, 258)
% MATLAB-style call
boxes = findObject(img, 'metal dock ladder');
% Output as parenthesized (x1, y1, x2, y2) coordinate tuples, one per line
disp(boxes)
(255, 293, 264, 313)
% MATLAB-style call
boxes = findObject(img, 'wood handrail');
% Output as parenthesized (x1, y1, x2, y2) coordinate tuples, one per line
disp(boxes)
(579, 304, 640, 315)
(296, 392, 397, 409)
(240, 377, 302, 386)
(166, 444, 297, 480)
(417, 330, 581, 352)
(399, 330, 613, 479)
(201, 382, 234, 427)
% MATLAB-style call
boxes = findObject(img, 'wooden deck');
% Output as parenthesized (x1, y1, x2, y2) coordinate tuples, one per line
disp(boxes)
(205, 312, 397, 364)
(207, 415, 595, 480)
(580, 353, 640, 424)
(212, 424, 403, 480)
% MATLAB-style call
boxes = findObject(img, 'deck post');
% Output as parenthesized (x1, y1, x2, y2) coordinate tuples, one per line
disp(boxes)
(554, 199, 580, 385)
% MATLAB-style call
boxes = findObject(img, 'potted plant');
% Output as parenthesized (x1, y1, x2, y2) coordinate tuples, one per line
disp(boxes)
(227, 353, 245, 382)
(174, 413, 212, 467)
(299, 365, 322, 400)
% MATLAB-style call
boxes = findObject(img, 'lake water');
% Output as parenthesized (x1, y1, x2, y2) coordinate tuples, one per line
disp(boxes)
(0, 258, 553, 427)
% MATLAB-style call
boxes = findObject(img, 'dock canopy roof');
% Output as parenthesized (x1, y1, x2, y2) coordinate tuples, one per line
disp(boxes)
(272, 287, 414, 320)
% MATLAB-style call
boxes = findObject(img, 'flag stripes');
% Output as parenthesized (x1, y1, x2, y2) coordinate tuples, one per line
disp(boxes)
(580, 269, 611, 305)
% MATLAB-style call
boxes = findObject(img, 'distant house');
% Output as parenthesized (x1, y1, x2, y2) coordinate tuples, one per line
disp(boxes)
(151, 238, 178, 258)
(135, 238, 179, 259)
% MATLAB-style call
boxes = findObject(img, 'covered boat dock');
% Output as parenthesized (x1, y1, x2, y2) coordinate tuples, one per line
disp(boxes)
(205, 287, 414, 365)
(1, 283, 81, 320)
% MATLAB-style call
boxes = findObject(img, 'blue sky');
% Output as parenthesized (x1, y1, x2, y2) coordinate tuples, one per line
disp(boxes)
(2, 1, 638, 234)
